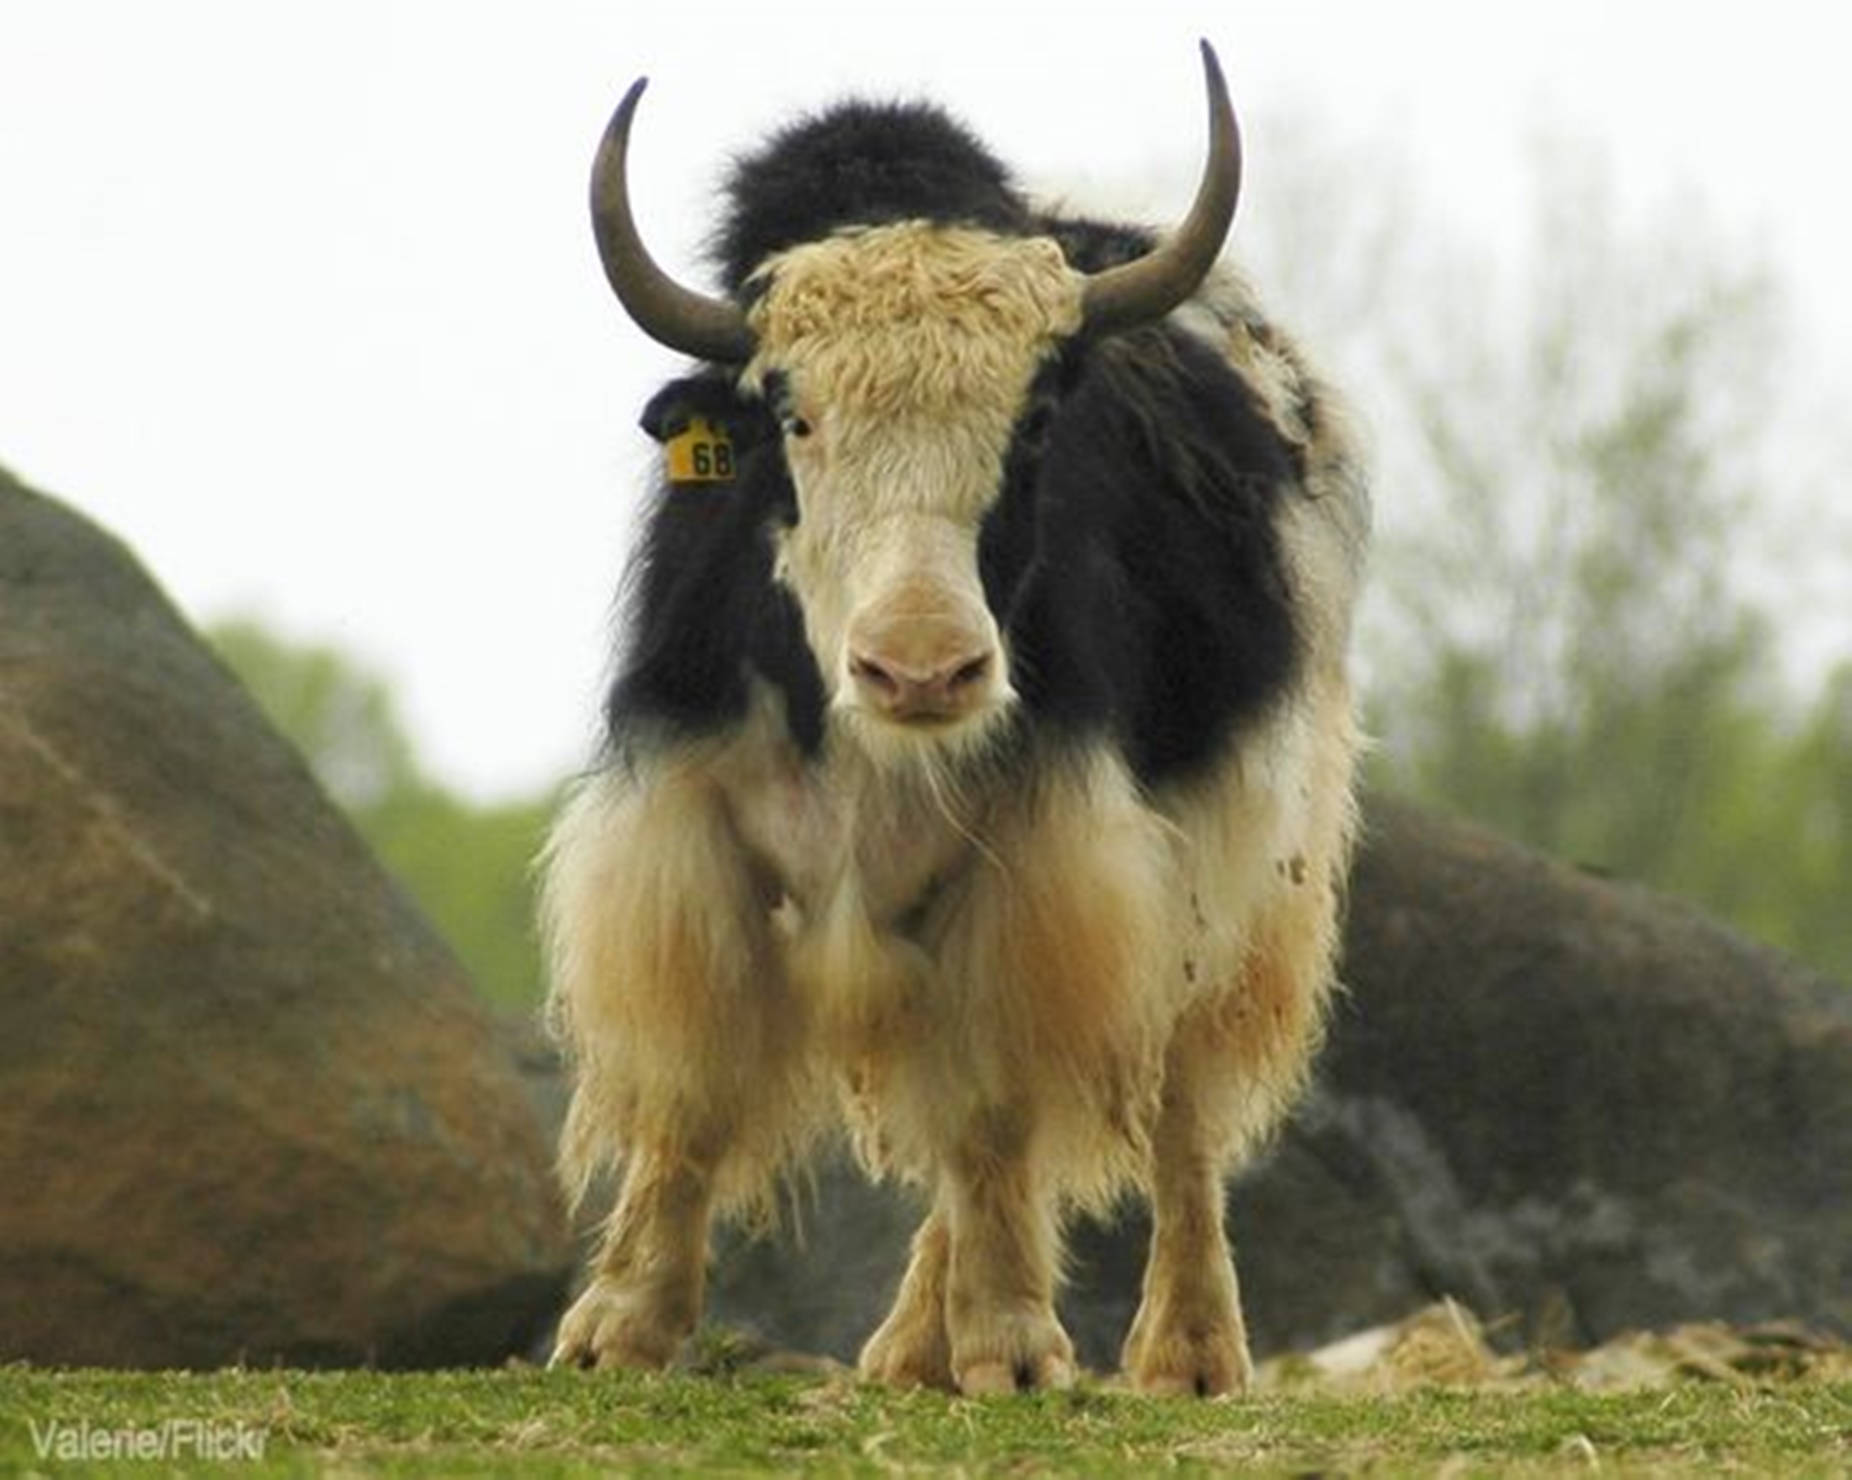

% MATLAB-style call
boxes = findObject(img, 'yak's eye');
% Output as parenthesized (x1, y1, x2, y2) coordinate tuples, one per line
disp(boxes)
(759, 369, 810, 440)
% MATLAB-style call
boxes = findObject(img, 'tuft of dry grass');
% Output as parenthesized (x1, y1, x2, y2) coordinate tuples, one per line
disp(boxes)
(1262, 1300, 1852, 1395)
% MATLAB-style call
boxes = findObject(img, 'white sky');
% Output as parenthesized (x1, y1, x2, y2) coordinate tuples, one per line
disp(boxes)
(4, 1, 1848, 799)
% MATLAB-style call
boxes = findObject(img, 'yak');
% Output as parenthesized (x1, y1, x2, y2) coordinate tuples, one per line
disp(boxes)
(543, 41, 1368, 1396)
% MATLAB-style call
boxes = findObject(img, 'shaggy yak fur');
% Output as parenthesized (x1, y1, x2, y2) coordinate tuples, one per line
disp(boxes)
(544, 67, 1368, 1397)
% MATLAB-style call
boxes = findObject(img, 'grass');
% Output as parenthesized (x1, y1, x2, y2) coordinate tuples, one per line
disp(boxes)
(3, 1364, 1849, 1477)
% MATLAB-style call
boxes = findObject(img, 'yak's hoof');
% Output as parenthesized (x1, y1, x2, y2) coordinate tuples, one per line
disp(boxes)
(549, 1277, 688, 1372)
(951, 1308, 1076, 1395)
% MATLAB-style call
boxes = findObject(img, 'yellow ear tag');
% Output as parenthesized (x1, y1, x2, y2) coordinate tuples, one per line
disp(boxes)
(665, 416, 736, 485)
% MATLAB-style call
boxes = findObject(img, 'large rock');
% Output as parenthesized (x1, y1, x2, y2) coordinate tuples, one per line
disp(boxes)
(693, 793, 1852, 1365)
(0, 468, 570, 1368)
(1235, 798, 1852, 1350)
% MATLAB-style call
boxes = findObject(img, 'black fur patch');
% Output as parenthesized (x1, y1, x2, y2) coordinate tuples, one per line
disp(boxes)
(606, 375, 826, 758)
(980, 303, 1299, 786)
(709, 101, 1033, 293)
(1035, 213, 1158, 273)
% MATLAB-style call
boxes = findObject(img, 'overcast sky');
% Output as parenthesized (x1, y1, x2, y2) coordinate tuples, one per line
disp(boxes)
(4, 2, 1848, 798)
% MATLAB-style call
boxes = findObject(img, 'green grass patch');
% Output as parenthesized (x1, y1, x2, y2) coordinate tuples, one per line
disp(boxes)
(2, 1366, 1849, 1476)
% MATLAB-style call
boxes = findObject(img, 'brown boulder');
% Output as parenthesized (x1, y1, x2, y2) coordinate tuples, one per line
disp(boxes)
(0, 468, 569, 1367)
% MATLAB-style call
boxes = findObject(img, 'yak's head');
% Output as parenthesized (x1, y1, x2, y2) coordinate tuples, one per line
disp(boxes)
(592, 44, 1240, 764)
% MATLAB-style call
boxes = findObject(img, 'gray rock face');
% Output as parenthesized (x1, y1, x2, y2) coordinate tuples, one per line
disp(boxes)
(0, 469, 570, 1368)
(697, 802, 1852, 1366)
(1234, 799, 1852, 1354)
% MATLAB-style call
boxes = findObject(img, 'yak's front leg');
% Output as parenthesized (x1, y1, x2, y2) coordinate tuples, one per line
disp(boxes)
(924, 751, 1163, 1395)
(858, 1122, 1073, 1397)
(943, 1107, 1075, 1394)
(551, 1133, 720, 1369)
(1125, 819, 1350, 1396)
(542, 766, 805, 1372)
(1120, 1010, 1254, 1396)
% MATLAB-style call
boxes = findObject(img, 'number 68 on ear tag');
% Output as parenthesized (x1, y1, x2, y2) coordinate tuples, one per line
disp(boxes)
(665, 417, 735, 485)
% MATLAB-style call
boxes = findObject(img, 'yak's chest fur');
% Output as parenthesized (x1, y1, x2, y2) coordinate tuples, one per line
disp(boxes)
(717, 695, 985, 954)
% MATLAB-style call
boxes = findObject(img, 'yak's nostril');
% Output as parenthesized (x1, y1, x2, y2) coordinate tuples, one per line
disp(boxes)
(849, 652, 901, 697)
(947, 653, 992, 691)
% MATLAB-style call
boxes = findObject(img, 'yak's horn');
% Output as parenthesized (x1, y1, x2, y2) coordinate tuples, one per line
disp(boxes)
(590, 77, 755, 363)
(1078, 41, 1242, 337)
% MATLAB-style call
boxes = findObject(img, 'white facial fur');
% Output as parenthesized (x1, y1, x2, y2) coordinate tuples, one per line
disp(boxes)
(744, 222, 1083, 758)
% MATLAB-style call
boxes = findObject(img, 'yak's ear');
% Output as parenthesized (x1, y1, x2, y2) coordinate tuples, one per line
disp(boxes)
(640, 372, 763, 443)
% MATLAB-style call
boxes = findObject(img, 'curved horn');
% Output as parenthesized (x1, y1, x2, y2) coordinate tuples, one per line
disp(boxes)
(590, 77, 755, 363)
(1079, 41, 1242, 337)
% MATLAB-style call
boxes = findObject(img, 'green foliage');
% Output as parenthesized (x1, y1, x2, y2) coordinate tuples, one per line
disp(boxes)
(210, 618, 422, 811)
(361, 784, 553, 1011)
(1717, 664, 1852, 976)
(207, 618, 551, 1010)
(1357, 150, 1851, 987)
(1, 1366, 1847, 1475)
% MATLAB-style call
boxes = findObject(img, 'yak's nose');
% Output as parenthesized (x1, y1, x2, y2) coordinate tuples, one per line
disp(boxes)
(846, 609, 999, 724)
